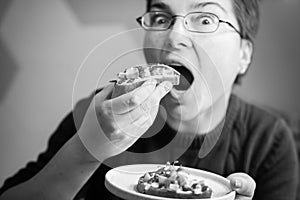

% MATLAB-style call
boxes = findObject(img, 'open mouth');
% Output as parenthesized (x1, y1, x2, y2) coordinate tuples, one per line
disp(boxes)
(169, 65, 194, 90)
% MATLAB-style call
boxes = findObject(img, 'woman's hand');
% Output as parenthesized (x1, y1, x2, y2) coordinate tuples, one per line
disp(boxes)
(227, 173, 256, 200)
(78, 79, 173, 161)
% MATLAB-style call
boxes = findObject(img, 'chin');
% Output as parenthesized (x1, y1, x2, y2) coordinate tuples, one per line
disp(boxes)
(162, 95, 200, 122)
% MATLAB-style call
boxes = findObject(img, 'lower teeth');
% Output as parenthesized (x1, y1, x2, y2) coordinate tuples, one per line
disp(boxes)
(170, 88, 186, 98)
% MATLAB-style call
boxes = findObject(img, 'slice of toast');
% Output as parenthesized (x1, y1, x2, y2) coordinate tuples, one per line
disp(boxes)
(136, 163, 213, 199)
(112, 64, 180, 98)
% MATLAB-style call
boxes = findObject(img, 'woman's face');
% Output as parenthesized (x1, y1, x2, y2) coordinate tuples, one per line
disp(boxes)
(143, 0, 251, 122)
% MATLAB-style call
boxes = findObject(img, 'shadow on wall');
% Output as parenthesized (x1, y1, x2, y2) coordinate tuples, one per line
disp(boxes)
(0, 0, 18, 103)
(64, 0, 143, 28)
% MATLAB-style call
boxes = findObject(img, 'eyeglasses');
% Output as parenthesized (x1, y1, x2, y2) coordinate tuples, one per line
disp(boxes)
(136, 11, 241, 37)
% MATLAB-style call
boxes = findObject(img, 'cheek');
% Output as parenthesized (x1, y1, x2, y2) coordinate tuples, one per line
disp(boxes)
(216, 41, 240, 84)
(193, 36, 241, 88)
(143, 32, 156, 47)
(143, 32, 166, 63)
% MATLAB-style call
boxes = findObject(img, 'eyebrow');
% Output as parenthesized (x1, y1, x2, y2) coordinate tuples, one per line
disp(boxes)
(192, 2, 228, 13)
(149, 1, 228, 14)
(149, 2, 171, 11)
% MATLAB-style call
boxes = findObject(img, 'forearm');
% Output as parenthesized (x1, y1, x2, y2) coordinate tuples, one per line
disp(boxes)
(0, 134, 101, 200)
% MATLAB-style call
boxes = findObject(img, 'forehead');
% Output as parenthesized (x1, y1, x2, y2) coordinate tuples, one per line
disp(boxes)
(149, 0, 234, 15)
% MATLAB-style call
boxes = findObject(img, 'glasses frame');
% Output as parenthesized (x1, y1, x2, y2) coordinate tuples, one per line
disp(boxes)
(136, 11, 242, 38)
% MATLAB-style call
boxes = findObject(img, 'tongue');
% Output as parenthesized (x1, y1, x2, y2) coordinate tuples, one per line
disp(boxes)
(169, 65, 194, 90)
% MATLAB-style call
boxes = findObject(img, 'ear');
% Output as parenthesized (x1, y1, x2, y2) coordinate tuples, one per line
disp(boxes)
(238, 39, 253, 74)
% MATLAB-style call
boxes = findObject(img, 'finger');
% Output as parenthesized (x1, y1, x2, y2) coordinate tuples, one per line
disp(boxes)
(94, 84, 115, 101)
(152, 81, 173, 101)
(105, 114, 149, 141)
(113, 102, 159, 139)
(105, 79, 157, 114)
(115, 104, 153, 125)
(123, 81, 172, 123)
(127, 81, 172, 123)
(92, 84, 115, 113)
(123, 114, 153, 138)
(227, 173, 256, 198)
(110, 101, 158, 133)
(131, 114, 153, 133)
(132, 79, 158, 104)
(102, 108, 148, 133)
(100, 80, 171, 136)
(132, 103, 159, 127)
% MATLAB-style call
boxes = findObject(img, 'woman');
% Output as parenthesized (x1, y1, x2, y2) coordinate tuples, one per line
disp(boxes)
(0, 0, 298, 199)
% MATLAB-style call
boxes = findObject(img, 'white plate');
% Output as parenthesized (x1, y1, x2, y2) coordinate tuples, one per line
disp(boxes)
(105, 164, 235, 200)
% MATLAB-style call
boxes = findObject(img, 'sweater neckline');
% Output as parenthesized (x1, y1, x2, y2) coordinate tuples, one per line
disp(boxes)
(162, 94, 240, 157)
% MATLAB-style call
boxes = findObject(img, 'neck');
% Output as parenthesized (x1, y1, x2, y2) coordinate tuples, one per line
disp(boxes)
(164, 94, 231, 135)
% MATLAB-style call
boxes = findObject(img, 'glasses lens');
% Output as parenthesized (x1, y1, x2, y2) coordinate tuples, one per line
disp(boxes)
(186, 13, 218, 32)
(143, 12, 172, 30)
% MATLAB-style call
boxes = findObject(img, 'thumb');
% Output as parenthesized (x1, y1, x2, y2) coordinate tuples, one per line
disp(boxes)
(227, 173, 256, 198)
(154, 81, 173, 100)
(95, 83, 115, 102)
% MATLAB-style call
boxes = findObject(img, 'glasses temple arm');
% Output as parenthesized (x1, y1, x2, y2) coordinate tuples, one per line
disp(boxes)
(136, 17, 142, 25)
(219, 20, 243, 38)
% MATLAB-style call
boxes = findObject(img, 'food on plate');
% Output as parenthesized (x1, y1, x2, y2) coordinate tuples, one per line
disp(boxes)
(112, 63, 180, 98)
(136, 162, 213, 199)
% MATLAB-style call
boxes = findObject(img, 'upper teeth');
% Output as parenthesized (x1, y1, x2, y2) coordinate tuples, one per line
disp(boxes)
(170, 64, 182, 66)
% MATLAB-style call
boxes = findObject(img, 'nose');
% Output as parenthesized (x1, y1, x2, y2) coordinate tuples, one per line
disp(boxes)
(165, 17, 193, 50)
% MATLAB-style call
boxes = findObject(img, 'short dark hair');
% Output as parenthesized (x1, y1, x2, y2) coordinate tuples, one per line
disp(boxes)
(233, 0, 260, 44)
(145, 0, 261, 84)
(232, 0, 261, 84)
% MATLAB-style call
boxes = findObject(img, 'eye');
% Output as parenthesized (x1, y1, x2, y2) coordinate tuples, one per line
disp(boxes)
(199, 16, 214, 25)
(155, 16, 167, 24)
(151, 14, 170, 25)
(189, 13, 215, 26)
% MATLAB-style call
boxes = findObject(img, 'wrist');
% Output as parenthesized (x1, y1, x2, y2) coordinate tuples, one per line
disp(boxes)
(77, 125, 112, 162)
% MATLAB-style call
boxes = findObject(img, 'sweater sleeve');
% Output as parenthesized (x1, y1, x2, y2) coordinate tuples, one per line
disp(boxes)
(253, 119, 299, 200)
(0, 112, 77, 196)
(0, 91, 95, 197)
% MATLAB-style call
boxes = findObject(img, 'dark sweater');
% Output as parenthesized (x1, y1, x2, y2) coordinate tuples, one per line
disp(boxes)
(0, 95, 298, 200)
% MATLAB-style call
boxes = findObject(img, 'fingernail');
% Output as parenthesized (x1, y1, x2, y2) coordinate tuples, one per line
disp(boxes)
(234, 179, 242, 188)
(131, 95, 141, 105)
(145, 79, 157, 85)
(163, 81, 173, 91)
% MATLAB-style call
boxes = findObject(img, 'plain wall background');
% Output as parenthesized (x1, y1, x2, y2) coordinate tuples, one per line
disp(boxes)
(0, 0, 299, 186)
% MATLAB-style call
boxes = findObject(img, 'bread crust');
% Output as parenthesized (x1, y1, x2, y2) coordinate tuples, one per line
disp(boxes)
(112, 64, 180, 98)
